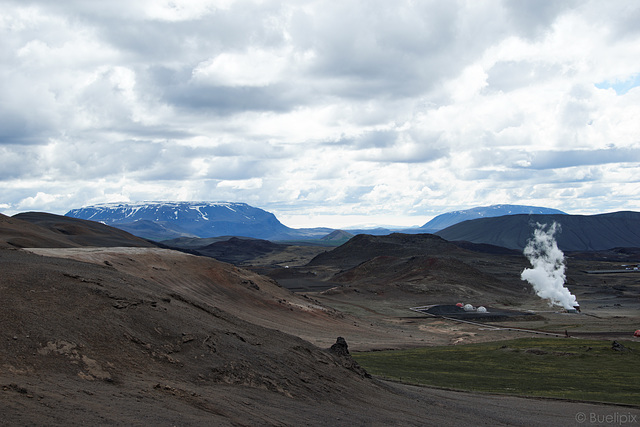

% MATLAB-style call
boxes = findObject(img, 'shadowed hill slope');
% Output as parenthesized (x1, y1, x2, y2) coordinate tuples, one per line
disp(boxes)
(192, 237, 290, 265)
(308, 233, 465, 270)
(10, 212, 157, 248)
(435, 211, 640, 251)
(333, 255, 515, 296)
(1, 213, 80, 248)
(320, 229, 354, 244)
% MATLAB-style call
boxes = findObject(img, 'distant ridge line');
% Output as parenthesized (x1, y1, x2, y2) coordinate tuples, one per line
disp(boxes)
(435, 211, 640, 251)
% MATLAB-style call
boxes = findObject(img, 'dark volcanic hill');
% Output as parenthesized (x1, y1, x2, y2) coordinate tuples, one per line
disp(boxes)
(192, 237, 290, 265)
(303, 232, 529, 304)
(435, 211, 640, 251)
(308, 233, 466, 270)
(331, 254, 524, 301)
(2, 212, 155, 248)
(421, 204, 566, 233)
(160, 236, 234, 249)
(320, 229, 354, 243)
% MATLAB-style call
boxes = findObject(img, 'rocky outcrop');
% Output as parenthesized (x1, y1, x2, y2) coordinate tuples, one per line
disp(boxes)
(329, 337, 371, 379)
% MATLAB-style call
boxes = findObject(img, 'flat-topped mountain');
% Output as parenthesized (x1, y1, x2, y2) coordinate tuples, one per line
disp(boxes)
(66, 201, 295, 240)
(421, 204, 566, 233)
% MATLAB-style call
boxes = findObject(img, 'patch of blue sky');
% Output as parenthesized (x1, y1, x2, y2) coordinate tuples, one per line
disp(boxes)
(595, 73, 640, 95)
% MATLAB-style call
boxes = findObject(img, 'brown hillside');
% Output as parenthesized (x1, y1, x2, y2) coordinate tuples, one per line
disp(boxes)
(0, 248, 393, 424)
(14, 212, 156, 248)
(25, 247, 411, 350)
(334, 255, 521, 297)
(0, 213, 80, 248)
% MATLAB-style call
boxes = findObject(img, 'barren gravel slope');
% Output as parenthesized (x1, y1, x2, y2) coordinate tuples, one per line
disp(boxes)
(25, 247, 408, 350)
(3, 248, 638, 425)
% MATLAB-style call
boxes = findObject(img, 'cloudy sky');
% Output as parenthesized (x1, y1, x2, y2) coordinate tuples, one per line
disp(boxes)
(2, 0, 640, 228)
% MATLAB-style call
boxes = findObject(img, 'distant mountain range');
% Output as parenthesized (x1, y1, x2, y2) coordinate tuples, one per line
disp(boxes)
(65, 202, 331, 241)
(435, 211, 640, 251)
(420, 204, 567, 233)
(60, 201, 640, 251)
(65, 202, 573, 242)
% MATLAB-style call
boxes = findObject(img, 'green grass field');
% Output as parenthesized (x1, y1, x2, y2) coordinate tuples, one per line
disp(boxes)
(353, 338, 640, 405)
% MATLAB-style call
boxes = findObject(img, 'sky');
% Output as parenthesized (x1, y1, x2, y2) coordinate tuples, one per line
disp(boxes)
(1, 0, 640, 229)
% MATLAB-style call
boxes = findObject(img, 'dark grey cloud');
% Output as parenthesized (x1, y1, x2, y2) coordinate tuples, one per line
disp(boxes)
(468, 147, 640, 172)
(115, 124, 194, 140)
(166, 82, 301, 115)
(522, 147, 640, 170)
(0, 112, 53, 145)
(0, 77, 60, 145)
(290, 1, 482, 99)
(328, 130, 398, 149)
(0, 146, 39, 179)
(330, 129, 450, 162)
(360, 144, 449, 164)
(503, 0, 577, 40)
(48, 139, 165, 179)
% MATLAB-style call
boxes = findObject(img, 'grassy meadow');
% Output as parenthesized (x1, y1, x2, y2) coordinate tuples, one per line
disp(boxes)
(353, 338, 640, 405)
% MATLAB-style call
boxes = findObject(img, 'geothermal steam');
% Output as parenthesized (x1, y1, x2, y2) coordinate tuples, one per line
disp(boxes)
(520, 222, 578, 310)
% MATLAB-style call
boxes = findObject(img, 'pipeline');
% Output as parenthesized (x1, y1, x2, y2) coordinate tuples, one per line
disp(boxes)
(409, 306, 567, 338)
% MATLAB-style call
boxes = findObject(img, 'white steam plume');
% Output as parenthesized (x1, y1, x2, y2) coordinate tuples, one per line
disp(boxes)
(520, 222, 578, 310)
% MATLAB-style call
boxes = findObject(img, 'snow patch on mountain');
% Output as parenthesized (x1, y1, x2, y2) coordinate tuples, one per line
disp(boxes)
(65, 201, 291, 240)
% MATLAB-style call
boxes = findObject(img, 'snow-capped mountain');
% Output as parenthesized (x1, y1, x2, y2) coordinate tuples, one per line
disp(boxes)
(420, 204, 567, 232)
(65, 202, 294, 240)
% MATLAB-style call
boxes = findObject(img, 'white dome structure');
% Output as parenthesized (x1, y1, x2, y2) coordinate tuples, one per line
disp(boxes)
(477, 306, 487, 313)
(463, 304, 474, 312)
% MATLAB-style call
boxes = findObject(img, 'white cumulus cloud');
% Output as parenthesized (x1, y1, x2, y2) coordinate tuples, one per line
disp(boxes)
(1, 0, 639, 227)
